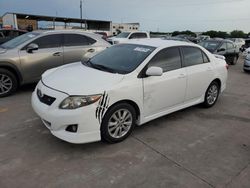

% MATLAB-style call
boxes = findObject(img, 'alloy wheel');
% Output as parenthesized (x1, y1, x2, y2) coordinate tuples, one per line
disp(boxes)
(207, 84, 218, 105)
(107, 109, 133, 139)
(0, 73, 13, 95)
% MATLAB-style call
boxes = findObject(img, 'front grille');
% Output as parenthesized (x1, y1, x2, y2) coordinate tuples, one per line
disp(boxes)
(37, 89, 56, 106)
(244, 65, 250, 68)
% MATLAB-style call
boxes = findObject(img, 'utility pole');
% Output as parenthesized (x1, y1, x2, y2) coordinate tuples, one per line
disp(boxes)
(80, 0, 83, 29)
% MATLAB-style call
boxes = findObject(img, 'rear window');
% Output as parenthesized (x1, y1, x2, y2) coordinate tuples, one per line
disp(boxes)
(199, 41, 220, 52)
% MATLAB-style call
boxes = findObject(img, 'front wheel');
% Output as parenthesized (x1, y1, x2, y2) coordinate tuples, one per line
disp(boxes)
(203, 81, 220, 108)
(0, 68, 18, 98)
(101, 103, 136, 143)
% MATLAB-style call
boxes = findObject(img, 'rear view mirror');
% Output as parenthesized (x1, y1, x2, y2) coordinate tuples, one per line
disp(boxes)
(26, 43, 38, 53)
(146, 66, 163, 77)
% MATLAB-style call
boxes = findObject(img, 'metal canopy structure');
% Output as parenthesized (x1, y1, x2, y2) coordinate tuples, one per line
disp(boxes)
(2, 12, 111, 31)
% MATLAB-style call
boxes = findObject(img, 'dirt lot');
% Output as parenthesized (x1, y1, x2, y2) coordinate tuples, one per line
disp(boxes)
(0, 57, 250, 188)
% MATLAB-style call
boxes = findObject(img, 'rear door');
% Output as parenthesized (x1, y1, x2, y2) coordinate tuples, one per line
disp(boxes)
(63, 34, 97, 64)
(19, 34, 63, 82)
(182, 46, 214, 102)
(143, 47, 187, 116)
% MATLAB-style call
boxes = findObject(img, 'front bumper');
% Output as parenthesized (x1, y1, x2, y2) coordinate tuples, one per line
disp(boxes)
(31, 81, 101, 144)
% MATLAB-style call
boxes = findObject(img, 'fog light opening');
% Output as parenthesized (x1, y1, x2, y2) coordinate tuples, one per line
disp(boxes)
(65, 124, 78, 133)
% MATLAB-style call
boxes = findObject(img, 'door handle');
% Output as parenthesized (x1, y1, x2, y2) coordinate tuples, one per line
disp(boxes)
(87, 48, 95, 53)
(178, 73, 186, 78)
(53, 52, 62, 56)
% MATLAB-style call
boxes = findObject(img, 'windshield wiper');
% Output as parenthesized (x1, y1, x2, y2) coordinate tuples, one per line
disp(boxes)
(91, 64, 117, 73)
(82, 60, 117, 73)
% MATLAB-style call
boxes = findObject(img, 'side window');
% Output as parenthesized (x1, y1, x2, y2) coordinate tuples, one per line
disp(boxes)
(30, 34, 62, 49)
(148, 47, 182, 72)
(182, 47, 204, 67)
(220, 42, 227, 50)
(64, 34, 96, 46)
(227, 42, 234, 49)
(202, 51, 210, 63)
(129, 33, 137, 39)
(137, 33, 147, 38)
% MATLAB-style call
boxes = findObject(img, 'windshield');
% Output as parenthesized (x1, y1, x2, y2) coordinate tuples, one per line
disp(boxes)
(116, 32, 131, 38)
(199, 41, 220, 52)
(83, 44, 155, 74)
(1, 32, 40, 49)
(228, 38, 236, 42)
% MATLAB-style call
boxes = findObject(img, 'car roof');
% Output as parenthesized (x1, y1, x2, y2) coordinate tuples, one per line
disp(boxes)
(122, 38, 196, 48)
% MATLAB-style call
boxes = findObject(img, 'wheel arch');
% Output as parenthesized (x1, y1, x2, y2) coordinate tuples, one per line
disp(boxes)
(105, 99, 141, 121)
(0, 62, 22, 85)
(210, 78, 221, 91)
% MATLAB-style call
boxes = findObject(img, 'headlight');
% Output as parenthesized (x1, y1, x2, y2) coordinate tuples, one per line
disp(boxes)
(59, 95, 102, 109)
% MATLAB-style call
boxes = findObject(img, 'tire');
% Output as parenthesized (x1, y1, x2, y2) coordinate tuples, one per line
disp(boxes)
(0, 68, 18, 97)
(203, 81, 220, 108)
(231, 55, 238, 65)
(101, 103, 136, 143)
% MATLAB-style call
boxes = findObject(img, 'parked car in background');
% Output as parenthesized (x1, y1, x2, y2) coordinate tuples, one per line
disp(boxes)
(162, 36, 191, 42)
(94, 31, 108, 41)
(243, 54, 250, 72)
(0, 29, 27, 44)
(32, 39, 228, 144)
(242, 47, 250, 57)
(241, 39, 250, 54)
(196, 35, 210, 43)
(228, 38, 245, 50)
(199, 39, 239, 65)
(0, 30, 110, 97)
(175, 34, 197, 43)
(107, 31, 150, 45)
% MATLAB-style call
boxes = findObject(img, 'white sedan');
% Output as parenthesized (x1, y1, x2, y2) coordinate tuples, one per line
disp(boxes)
(32, 39, 228, 144)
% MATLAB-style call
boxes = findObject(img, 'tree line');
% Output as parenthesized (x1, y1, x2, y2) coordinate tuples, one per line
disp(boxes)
(150, 30, 250, 38)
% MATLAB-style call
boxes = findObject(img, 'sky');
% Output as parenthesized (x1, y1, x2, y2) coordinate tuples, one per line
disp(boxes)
(0, 0, 250, 32)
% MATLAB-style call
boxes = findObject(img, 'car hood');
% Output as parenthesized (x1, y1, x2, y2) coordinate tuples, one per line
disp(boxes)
(42, 62, 124, 95)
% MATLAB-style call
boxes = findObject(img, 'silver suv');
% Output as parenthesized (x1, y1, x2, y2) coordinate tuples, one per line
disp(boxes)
(0, 30, 110, 97)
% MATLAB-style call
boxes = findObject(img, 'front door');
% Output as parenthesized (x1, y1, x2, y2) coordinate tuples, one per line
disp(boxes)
(19, 34, 63, 82)
(143, 47, 187, 117)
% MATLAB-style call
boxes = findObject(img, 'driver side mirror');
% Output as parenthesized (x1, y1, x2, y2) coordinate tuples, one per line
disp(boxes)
(26, 43, 38, 53)
(217, 48, 225, 52)
(146, 66, 163, 77)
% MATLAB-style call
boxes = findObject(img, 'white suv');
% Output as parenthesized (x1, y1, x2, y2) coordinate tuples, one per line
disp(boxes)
(107, 31, 150, 45)
(32, 39, 228, 144)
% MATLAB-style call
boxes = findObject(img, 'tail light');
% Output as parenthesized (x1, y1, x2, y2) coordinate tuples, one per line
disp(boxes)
(225, 64, 229, 70)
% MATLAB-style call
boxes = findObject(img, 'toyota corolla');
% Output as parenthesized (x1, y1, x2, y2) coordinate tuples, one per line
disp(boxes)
(32, 39, 228, 144)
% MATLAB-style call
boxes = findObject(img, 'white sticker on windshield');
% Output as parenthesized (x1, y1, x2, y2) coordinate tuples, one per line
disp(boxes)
(134, 47, 151, 53)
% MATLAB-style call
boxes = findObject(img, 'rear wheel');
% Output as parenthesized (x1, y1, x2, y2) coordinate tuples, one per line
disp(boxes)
(203, 81, 220, 108)
(0, 68, 18, 97)
(101, 103, 136, 143)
